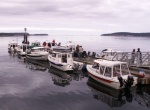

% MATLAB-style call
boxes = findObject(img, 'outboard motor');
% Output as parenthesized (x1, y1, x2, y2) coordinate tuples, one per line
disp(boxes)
(73, 63, 80, 71)
(118, 76, 124, 87)
(125, 87, 133, 102)
(125, 75, 134, 88)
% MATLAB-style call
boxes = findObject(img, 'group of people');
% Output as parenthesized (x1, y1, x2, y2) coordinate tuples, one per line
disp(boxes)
(131, 48, 142, 65)
(42, 39, 59, 48)
(73, 45, 87, 58)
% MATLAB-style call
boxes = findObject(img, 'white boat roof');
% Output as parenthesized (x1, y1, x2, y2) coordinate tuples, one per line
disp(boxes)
(94, 59, 127, 67)
(32, 47, 45, 49)
(9, 40, 17, 44)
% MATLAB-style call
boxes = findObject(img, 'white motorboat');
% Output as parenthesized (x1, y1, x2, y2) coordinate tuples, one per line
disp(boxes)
(42, 40, 75, 52)
(48, 51, 74, 71)
(96, 49, 123, 60)
(64, 41, 75, 51)
(8, 40, 18, 53)
(51, 41, 75, 52)
(48, 50, 83, 71)
(52, 45, 71, 51)
(30, 41, 41, 47)
(17, 44, 28, 57)
(26, 47, 49, 61)
(17, 41, 42, 56)
(87, 59, 138, 89)
(42, 41, 69, 51)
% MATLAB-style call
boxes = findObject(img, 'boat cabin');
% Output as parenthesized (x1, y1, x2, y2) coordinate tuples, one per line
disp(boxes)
(49, 51, 73, 64)
(31, 41, 41, 47)
(100, 49, 123, 60)
(92, 59, 130, 78)
(8, 42, 18, 49)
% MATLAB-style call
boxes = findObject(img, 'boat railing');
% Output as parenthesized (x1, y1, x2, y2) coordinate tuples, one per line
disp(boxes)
(99, 52, 150, 67)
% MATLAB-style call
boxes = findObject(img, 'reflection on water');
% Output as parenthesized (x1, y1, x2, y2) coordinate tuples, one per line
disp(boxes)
(1, 39, 150, 110)
(87, 78, 150, 109)
(134, 84, 150, 108)
(26, 62, 47, 72)
(48, 67, 72, 86)
(69, 72, 85, 81)
(22, 57, 87, 86)
(87, 78, 131, 107)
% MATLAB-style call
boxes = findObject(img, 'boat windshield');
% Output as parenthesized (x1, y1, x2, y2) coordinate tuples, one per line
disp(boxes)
(92, 63, 99, 69)
(100, 66, 105, 74)
(62, 54, 67, 63)
(104, 67, 112, 77)
(121, 64, 129, 75)
(113, 65, 121, 77)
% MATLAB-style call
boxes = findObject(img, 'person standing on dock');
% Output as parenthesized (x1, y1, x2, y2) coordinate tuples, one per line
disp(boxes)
(43, 41, 46, 47)
(137, 48, 142, 66)
(76, 45, 79, 52)
(79, 46, 83, 58)
(131, 49, 136, 64)
(52, 39, 56, 46)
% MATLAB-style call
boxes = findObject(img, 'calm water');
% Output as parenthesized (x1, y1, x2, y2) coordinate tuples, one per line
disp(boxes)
(0, 35, 150, 110)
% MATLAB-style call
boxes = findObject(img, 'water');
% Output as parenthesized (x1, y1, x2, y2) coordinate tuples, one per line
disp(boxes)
(0, 35, 150, 110)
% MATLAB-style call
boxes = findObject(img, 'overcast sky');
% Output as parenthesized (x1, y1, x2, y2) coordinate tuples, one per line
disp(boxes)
(0, 0, 150, 34)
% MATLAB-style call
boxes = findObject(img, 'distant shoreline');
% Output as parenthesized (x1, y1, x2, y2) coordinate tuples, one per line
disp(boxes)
(101, 32, 150, 37)
(0, 33, 48, 37)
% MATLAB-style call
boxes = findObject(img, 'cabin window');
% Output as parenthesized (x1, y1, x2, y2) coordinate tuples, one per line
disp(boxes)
(58, 54, 61, 58)
(121, 64, 129, 75)
(104, 67, 111, 77)
(92, 63, 99, 69)
(68, 54, 70, 58)
(113, 65, 120, 77)
(100, 66, 105, 74)
(52, 53, 56, 57)
(62, 54, 67, 63)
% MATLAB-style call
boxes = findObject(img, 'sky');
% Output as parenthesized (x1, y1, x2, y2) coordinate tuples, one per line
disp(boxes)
(0, 0, 150, 34)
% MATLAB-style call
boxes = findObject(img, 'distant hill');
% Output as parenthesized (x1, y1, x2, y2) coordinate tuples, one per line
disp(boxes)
(29, 34, 48, 36)
(0, 33, 48, 37)
(101, 32, 150, 37)
(0, 33, 29, 36)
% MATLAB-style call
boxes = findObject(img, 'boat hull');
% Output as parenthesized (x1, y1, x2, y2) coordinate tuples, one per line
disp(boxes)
(49, 61, 73, 71)
(87, 65, 137, 90)
(8, 48, 17, 53)
(17, 50, 26, 56)
(26, 54, 48, 61)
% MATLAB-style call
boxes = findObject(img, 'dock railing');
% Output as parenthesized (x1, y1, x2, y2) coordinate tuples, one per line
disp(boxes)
(99, 51, 150, 67)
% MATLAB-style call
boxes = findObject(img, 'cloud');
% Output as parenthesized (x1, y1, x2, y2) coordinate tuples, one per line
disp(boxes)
(0, 0, 150, 33)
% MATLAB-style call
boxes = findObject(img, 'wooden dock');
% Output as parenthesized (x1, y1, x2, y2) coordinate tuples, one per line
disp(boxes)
(73, 57, 150, 85)
(129, 67, 150, 84)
